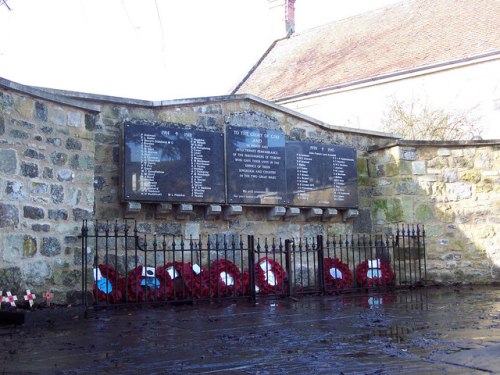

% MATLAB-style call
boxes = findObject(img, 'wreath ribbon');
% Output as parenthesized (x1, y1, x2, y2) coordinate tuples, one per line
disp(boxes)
(126, 265, 165, 302)
(93, 264, 124, 304)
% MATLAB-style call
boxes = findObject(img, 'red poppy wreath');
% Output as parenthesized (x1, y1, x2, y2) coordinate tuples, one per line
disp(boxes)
(253, 257, 287, 295)
(182, 262, 211, 299)
(323, 258, 353, 291)
(209, 259, 244, 297)
(355, 259, 395, 287)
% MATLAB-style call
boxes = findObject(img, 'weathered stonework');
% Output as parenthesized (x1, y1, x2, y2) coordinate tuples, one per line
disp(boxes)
(1, 78, 498, 304)
(0, 83, 95, 301)
(369, 143, 500, 284)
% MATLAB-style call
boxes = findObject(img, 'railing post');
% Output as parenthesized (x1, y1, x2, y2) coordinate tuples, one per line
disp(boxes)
(81, 220, 88, 307)
(317, 235, 325, 294)
(285, 239, 294, 296)
(248, 235, 256, 302)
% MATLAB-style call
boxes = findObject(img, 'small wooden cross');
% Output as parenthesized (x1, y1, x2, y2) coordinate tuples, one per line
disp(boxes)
(24, 289, 36, 308)
(4, 291, 18, 307)
(44, 290, 53, 306)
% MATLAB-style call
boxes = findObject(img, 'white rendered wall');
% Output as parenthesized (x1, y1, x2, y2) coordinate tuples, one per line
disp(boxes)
(281, 59, 500, 139)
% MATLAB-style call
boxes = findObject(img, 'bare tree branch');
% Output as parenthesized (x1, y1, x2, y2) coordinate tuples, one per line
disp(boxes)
(382, 99, 483, 141)
(0, 0, 11, 11)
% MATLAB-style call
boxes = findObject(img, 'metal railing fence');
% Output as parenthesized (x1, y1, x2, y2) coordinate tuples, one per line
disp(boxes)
(81, 221, 426, 307)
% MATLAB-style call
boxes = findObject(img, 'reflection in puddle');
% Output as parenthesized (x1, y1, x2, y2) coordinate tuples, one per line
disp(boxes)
(360, 324, 430, 343)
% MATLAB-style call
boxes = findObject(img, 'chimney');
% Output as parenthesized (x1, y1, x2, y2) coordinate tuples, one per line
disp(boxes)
(268, 0, 296, 38)
(285, 0, 296, 36)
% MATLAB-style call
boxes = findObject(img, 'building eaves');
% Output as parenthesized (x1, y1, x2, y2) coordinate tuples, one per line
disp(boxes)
(275, 50, 500, 104)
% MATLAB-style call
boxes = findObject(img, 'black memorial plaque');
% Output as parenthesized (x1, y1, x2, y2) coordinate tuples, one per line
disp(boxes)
(123, 122, 225, 203)
(286, 141, 358, 208)
(226, 126, 286, 205)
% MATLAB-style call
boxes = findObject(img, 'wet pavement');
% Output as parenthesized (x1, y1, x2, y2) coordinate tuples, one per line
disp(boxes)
(1, 285, 499, 374)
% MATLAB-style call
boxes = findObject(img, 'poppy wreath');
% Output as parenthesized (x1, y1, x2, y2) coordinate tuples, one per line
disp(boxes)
(355, 259, 395, 287)
(209, 259, 244, 297)
(253, 257, 287, 295)
(159, 261, 194, 300)
(323, 258, 353, 291)
(126, 265, 163, 302)
(93, 264, 124, 304)
(182, 262, 211, 299)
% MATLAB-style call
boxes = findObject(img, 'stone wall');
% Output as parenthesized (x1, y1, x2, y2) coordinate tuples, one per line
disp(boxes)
(1, 77, 499, 304)
(367, 141, 500, 284)
(0, 83, 96, 303)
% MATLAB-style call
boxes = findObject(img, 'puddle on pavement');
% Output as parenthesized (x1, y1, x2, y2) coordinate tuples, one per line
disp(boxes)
(1, 285, 499, 374)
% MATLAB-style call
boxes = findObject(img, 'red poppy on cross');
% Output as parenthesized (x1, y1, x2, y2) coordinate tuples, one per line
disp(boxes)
(24, 289, 36, 308)
(4, 291, 18, 307)
(45, 290, 53, 306)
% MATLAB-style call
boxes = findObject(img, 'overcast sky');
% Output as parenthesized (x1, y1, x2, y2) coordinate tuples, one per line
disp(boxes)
(0, 0, 399, 100)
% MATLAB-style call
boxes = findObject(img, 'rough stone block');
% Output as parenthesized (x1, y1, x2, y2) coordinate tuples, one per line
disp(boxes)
(67, 111, 82, 127)
(53, 267, 81, 287)
(50, 184, 64, 204)
(41, 237, 62, 257)
(50, 151, 67, 166)
(185, 222, 200, 240)
(0, 149, 17, 174)
(48, 209, 68, 221)
(12, 118, 35, 129)
(73, 208, 93, 221)
(415, 205, 435, 221)
(9, 128, 29, 139)
(442, 168, 458, 183)
(43, 167, 54, 179)
(0, 203, 19, 228)
(0, 267, 22, 292)
(437, 148, 451, 156)
(22, 261, 52, 286)
(35, 101, 48, 121)
(85, 113, 96, 131)
(66, 137, 82, 150)
(30, 182, 48, 195)
(399, 147, 418, 161)
(411, 161, 426, 175)
(460, 170, 481, 183)
(6, 181, 25, 200)
(20, 162, 39, 178)
(32, 223, 51, 232)
(396, 180, 418, 195)
(154, 223, 182, 236)
(41, 125, 53, 134)
(372, 198, 403, 224)
(446, 183, 472, 201)
(23, 205, 45, 219)
(57, 169, 74, 182)
(352, 209, 372, 233)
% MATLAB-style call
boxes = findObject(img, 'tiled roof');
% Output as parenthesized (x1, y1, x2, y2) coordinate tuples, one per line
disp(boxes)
(233, 0, 500, 101)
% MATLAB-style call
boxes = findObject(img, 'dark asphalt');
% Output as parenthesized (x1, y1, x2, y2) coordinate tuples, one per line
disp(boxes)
(1, 286, 499, 374)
